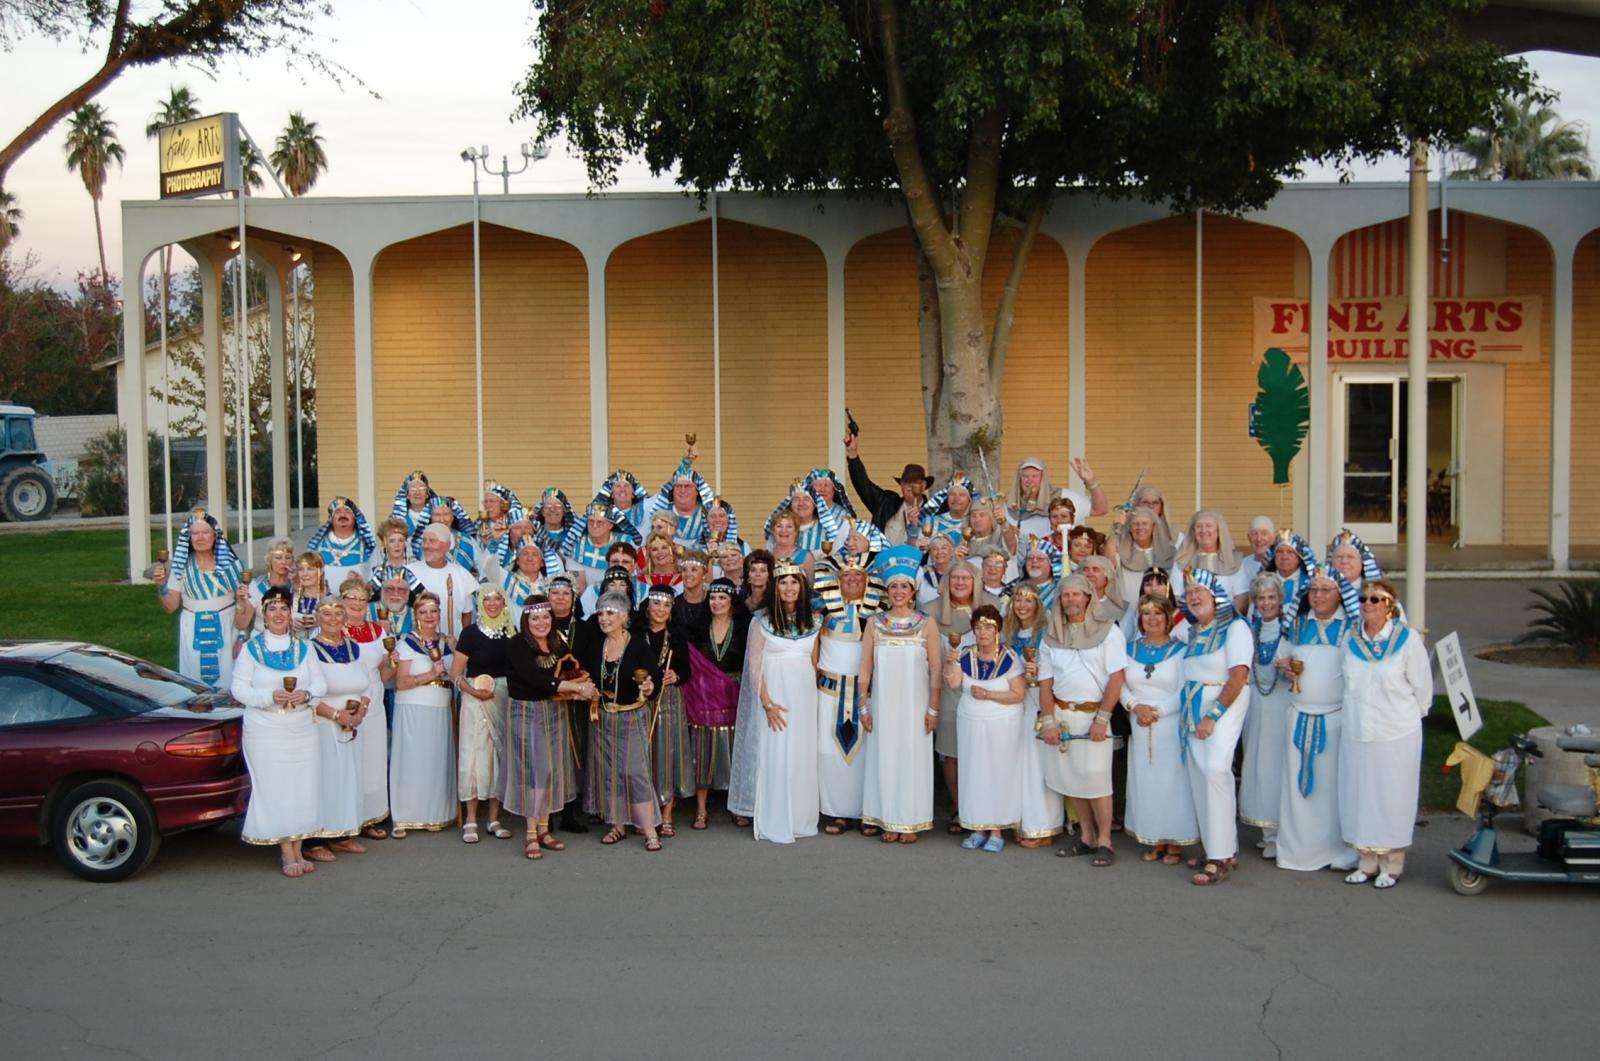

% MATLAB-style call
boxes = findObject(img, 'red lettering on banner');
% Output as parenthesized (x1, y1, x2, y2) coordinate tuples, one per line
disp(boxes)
(1270, 302, 1305, 334)
(1352, 302, 1382, 332)
(1433, 302, 1464, 332)
(1496, 302, 1522, 330)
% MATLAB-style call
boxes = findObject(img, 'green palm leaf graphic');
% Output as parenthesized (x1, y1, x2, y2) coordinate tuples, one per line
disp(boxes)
(1253, 347, 1310, 485)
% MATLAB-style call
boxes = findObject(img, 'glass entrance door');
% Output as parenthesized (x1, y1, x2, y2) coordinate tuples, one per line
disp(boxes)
(1342, 380, 1399, 543)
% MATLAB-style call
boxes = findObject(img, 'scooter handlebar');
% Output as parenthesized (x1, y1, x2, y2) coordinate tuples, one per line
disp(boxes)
(1555, 735, 1600, 754)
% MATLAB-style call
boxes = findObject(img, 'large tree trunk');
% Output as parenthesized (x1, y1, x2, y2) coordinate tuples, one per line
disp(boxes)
(927, 271, 1003, 485)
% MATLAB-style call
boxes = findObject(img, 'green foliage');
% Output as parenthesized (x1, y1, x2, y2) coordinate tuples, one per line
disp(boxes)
(1517, 580, 1600, 659)
(0, 254, 116, 414)
(1423, 695, 1549, 812)
(76, 426, 199, 517)
(1252, 346, 1309, 485)
(0, 529, 177, 668)
(270, 111, 328, 196)
(1452, 90, 1594, 181)
(522, 0, 1529, 212)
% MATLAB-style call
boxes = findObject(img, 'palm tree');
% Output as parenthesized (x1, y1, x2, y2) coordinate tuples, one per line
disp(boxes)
(0, 189, 20, 251)
(63, 103, 126, 290)
(145, 86, 200, 328)
(269, 111, 328, 196)
(239, 136, 266, 194)
(1453, 92, 1594, 181)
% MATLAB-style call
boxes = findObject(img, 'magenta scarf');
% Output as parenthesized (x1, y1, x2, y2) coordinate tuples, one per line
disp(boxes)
(682, 641, 740, 727)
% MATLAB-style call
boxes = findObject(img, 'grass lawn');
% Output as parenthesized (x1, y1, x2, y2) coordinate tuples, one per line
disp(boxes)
(0, 529, 1553, 810)
(0, 528, 178, 669)
(1422, 695, 1549, 811)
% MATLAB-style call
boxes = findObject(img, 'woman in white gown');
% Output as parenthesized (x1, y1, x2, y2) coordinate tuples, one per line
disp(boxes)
(153, 509, 249, 690)
(952, 605, 1027, 853)
(1238, 573, 1291, 858)
(728, 560, 821, 843)
(1179, 569, 1253, 886)
(1340, 578, 1433, 889)
(389, 591, 456, 836)
(858, 546, 942, 844)
(231, 586, 327, 878)
(1121, 593, 1197, 864)
(307, 596, 386, 857)
(1003, 583, 1063, 848)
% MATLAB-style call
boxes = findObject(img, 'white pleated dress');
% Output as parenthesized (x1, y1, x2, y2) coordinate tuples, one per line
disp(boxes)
(309, 637, 384, 838)
(1238, 618, 1290, 833)
(750, 619, 821, 844)
(1180, 619, 1253, 861)
(1121, 636, 1198, 847)
(955, 648, 1026, 832)
(390, 636, 457, 831)
(1340, 622, 1433, 853)
(232, 633, 326, 845)
(816, 627, 869, 820)
(861, 614, 935, 835)
(1274, 617, 1355, 871)
(1012, 634, 1064, 840)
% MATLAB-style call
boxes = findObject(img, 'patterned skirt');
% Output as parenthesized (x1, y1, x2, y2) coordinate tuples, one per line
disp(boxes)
(651, 686, 697, 802)
(500, 697, 578, 822)
(585, 707, 663, 830)
(690, 725, 733, 791)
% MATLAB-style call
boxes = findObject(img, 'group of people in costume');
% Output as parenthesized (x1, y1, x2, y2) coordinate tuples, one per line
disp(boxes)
(151, 436, 1433, 887)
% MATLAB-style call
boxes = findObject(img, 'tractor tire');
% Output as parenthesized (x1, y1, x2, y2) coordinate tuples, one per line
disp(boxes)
(0, 465, 56, 521)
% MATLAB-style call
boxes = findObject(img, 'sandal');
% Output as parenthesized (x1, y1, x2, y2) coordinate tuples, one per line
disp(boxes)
(733, 815, 752, 828)
(362, 826, 388, 840)
(1344, 870, 1372, 885)
(644, 836, 663, 852)
(305, 847, 336, 863)
(1141, 847, 1163, 863)
(486, 820, 512, 840)
(538, 832, 566, 852)
(1161, 847, 1184, 866)
(1091, 846, 1115, 867)
(297, 860, 317, 873)
(880, 831, 900, 844)
(281, 861, 306, 878)
(1057, 840, 1096, 859)
(390, 828, 408, 839)
(1191, 860, 1232, 885)
(1373, 872, 1400, 890)
(861, 824, 882, 838)
(461, 823, 480, 844)
(1187, 854, 1238, 871)
(329, 838, 367, 855)
(659, 821, 676, 839)
(601, 826, 626, 845)
(897, 832, 919, 844)
(824, 818, 848, 835)
(692, 812, 709, 831)
(524, 835, 543, 860)
(946, 819, 966, 836)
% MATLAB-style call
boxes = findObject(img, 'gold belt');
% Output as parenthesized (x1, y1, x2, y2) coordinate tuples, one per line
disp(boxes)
(602, 699, 646, 714)
(1053, 699, 1100, 713)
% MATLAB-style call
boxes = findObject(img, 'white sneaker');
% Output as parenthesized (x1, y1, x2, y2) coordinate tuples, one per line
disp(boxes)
(1373, 872, 1399, 889)
(1262, 841, 1277, 860)
(1343, 869, 1370, 885)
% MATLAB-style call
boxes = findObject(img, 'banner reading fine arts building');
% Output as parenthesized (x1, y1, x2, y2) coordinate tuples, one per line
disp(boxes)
(1253, 296, 1542, 363)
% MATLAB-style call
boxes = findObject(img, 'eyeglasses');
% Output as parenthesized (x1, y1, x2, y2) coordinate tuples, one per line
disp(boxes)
(1359, 595, 1391, 605)
(341, 593, 366, 601)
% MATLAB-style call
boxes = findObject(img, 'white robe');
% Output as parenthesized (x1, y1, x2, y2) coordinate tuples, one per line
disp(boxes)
(956, 650, 1026, 831)
(1340, 623, 1432, 852)
(232, 633, 326, 845)
(1039, 636, 1127, 799)
(749, 620, 821, 844)
(1182, 619, 1253, 860)
(168, 564, 240, 691)
(1238, 619, 1291, 832)
(816, 630, 868, 820)
(390, 638, 457, 830)
(861, 616, 935, 834)
(1274, 622, 1355, 871)
(310, 639, 385, 837)
(1121, 640, 1198, 846)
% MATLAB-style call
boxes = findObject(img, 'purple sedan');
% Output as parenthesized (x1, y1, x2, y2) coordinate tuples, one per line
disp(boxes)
(0, 641, 250, 881)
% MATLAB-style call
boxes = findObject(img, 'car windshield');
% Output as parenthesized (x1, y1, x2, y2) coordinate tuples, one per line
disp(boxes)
(46, 648, 215, 713)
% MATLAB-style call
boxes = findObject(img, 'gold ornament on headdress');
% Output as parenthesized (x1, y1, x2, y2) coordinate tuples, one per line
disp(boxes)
(773, 557, 805, 580)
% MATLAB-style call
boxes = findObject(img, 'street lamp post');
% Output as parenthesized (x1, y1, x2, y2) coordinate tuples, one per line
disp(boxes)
(459, 141, 549, 492)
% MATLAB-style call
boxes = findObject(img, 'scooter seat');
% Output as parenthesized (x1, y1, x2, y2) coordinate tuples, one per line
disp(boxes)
(1556, 735, 1600, 753)
(1537, 784, 1598, 818)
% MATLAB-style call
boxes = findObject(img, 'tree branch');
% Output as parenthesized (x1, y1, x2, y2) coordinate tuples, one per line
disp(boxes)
(107, 0, 132, 57)
(877, 0, 954, 276)
(957, 105, 1005, 277)
(988, 197, 1044, 381)
(0, 55, 129, 188)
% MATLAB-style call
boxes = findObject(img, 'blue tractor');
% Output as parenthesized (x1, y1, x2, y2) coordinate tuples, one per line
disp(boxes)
(0, 404, 58, 522)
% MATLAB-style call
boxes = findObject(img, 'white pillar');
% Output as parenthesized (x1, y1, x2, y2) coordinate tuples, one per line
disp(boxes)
(826, 249, 847, 478)
(586, 252, 610, 487)
(1066, 245, 1088, 464)
(1404, 144, 1429, 628)
(266, 263, 289, 539)
(123, 248, 151, 582)
(1306, 241, 1332, 549)
(1194, 210, 1204, 508)
(352, 254, 379, 518)
(193, 254, 228, 530)
(712, 193, 725, 489)
(1550, 243, 1575, 571)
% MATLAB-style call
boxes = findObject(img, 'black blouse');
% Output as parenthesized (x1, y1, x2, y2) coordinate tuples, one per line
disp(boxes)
(638, 620, 692, 684)
(692, 612, 750, 677)
(505, 632, 566, 702)
(454, 624, 511, 679)
(576, 630, 661, 706)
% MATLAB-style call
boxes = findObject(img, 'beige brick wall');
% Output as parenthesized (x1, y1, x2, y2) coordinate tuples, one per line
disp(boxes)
(1573, 231, 1600, 546)
(1501, 226, 1552, 546)
(1086, 215, 1302, 536)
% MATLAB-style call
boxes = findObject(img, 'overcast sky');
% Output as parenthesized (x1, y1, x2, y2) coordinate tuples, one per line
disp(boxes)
(3, 0, 1596, 287)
